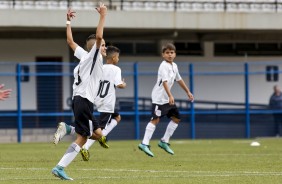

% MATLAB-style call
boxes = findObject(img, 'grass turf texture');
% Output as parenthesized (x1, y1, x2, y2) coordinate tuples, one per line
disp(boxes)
(0, 139, 282, 184)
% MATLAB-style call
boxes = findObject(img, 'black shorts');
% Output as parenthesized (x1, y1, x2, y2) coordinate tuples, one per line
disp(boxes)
(99, 111, 119, 129)
(151, 103, 180, 120)
(72, 96, 99, 137)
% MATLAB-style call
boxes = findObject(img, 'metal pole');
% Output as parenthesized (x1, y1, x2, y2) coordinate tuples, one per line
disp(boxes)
(121, 0, 124, 11)
(67, 0, 70, 8)
(109, 0, 112, 10)
(244, 63, 250, 138)
(134, 63, 140, 139)
(16, 64, 22, 143)
(189, 63, 195, 139)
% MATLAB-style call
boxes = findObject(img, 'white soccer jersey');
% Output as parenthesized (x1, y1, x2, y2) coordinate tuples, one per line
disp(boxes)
(94, 64, 123, 113)
(72, 44, 103, 103)
(151, 60, 182, 105)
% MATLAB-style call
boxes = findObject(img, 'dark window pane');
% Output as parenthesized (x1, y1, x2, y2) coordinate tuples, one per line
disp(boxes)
(112, 43, 134, 55)
(214, 43, 235, 56)
(215, 42, 282, 56)
(175, 42, 186, 50)
(258, 43, 278, 51)
(236, 43, 256, 51)
(136, 42, 158, 55)
(175, 42, 203, 56)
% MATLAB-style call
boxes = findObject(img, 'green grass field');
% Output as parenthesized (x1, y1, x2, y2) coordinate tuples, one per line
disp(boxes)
(0, 138, 282, 184)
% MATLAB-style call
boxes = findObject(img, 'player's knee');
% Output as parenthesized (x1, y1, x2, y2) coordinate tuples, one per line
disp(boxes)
(91, 133, 99, 140)
(151, 118, 160, 125)
(171, 117, 180, 123)
(92, 128, 103, 139)
(75, 134, 87, 147)
(115, 115, 121, 123)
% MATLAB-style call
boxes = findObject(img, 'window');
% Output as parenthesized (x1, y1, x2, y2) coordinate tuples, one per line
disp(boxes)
(214, 42, 282, 56)
(108, 41, 158, 56)
(175, 42, 203, 56)
(257, 43, 282, 56)
(214, 43, 235, 56)
(136, 42, 158, 55)
(112, 42, 134, 55)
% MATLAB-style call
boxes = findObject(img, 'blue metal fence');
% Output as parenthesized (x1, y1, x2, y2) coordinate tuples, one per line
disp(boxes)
(0, 61, 281, 142)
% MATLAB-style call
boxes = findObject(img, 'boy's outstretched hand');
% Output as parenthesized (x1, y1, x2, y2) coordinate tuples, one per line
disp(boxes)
(95, 2, 107, 16)
(67, 8, 76, 21)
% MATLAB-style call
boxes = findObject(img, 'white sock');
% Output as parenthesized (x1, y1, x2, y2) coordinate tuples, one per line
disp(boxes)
(161, 120, 178, 143)
(142, 122, 156, 145)
(58, 142, 80, 168)
(70, 125, 75, 135)
(83, 139, 95, 150)
(102, 119, 118, 136)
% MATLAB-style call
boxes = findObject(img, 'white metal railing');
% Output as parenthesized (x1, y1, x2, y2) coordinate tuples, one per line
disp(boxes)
(0, 0, 281, 13)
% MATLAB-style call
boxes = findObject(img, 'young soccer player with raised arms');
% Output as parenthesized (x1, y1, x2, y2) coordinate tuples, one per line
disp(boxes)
(53, 46, 126, 161)
(138, 43, 194, 157)
(51, 3, 108, 180)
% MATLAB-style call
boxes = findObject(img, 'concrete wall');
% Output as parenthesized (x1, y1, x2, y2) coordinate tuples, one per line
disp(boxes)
(1, 9, 282, 30)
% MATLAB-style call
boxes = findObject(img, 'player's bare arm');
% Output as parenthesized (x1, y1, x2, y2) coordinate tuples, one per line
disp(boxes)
(177, 80, 194, 102)
(163, 81, 174, 105)
(66, 8, 78, 52)
(95, 3, 107, 49)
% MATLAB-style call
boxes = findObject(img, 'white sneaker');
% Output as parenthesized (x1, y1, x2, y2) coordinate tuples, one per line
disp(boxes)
(53, 122, 67, 145)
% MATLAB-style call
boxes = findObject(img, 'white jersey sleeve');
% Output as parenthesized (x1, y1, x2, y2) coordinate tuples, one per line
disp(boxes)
(114, 67, 123, 86)
(174, 63, 182, 81)
(159, 63, 169, 83)
(74, 46, 87, 60)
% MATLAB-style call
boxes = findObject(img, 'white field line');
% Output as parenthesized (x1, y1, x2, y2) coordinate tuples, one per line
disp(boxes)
(1, 174, 282, 181)
(180, 153, 282, 156)
(0, 167, 282, 176)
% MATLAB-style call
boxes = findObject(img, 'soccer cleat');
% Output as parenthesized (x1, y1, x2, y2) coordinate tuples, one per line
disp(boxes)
(53, 122, 71, 145)
(98, 136, 109, 148)
(51, 165, 73, 180)
(138, 143, 154, 157)
(80, 148, 90, 161)
(158, 141, 174, 155)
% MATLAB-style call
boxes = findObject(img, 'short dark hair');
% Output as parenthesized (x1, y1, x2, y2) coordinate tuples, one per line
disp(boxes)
(162, 43, 176, 53)
(106, 46, 120, 58)
(86, 34, 96, 41)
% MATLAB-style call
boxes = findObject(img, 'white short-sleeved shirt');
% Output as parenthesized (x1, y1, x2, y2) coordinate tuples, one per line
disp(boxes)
(94, 64, 123, 113)
(151, 60, 182, 105)
(72, 44, 103, 103)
